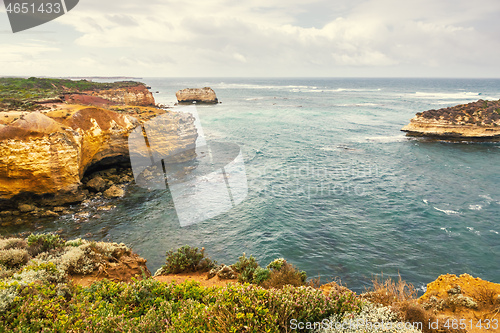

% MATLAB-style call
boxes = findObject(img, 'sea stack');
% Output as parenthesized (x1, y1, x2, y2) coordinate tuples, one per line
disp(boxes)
(0, 78, 198, 210)
(402, 99, 500, 140)
(176, 87, 218, 104)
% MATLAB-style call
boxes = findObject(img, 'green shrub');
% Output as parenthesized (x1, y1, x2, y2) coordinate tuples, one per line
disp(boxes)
(233, 253, 259, 283)
(253, 267, 271, 285)
(65, 238, 83, 247)
(161, 245, 215, 274)
(13, 261, 66, 285)
(205, 282, 364, 333)
(267, 257, 286, 271)
(27, 233, 65, 254)
(0, 276, 365, 333)
(205, 283, 279, 332)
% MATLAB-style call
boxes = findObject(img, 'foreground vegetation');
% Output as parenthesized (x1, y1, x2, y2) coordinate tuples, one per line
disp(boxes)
(2, 234, 497, 332)
(0, 276, 365, 332)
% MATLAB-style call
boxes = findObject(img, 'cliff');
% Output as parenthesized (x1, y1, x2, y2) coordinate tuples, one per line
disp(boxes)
(0, 78, 198, 209)
(402, 99, 500, 139)
(86, 85, 155, 106)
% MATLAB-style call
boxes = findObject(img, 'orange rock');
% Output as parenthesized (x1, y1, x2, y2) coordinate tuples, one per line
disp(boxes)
(419, 273, 500, 304)
(87, 85, 155, 106)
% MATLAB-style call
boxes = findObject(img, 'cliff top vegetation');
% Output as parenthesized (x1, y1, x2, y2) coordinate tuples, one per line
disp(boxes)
(0, 77, 144, 111)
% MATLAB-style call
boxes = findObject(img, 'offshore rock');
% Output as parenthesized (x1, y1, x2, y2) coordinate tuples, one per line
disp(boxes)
(402, 99, 500, 139)
(176, 87, 218, 104)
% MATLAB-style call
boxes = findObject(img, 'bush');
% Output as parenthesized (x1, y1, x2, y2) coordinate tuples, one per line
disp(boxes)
(161, 245, 215, 274)
(13, 261, 66, 285)
(0, 248, 29, 268)
(65, 238, 83, 247)
(233, 253, 259, 283)
(0, 238, 27, 250)
(57, 245, 97, 275)
(363, 275, 416, 306)
(361, 275, 463, 333)
(27, 233, 65, 255)
(253, 267, 271, 285)
(267, 257, 286, 271)
(205, 282, 363, 333)
(315, 302, 423, 333)
(0, 272, 365, 333)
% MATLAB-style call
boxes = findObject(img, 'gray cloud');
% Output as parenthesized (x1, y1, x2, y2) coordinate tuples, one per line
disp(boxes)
(0, 0, 499, 77)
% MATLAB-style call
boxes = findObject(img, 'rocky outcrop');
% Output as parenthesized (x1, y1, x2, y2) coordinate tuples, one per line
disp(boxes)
(88, 85, 155, 106)
(0, 107, 197, 207)
(418, 273, 500, 328)
(0, 109, 136, 203)
(176, 87, 218, 104)
(402, 99, 500, 139)
(0, 78, 198, 217)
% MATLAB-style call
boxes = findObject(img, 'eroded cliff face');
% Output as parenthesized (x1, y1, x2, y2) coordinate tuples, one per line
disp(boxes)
(88, 85, 155, 106)
(0, 109, 137, 201)
(401, 119, 500, 138)
(402, 99, 500, 139)
(0, 93, 197, 205)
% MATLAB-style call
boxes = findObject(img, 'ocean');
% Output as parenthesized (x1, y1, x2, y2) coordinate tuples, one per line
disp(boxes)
(4, 78, 500, 292)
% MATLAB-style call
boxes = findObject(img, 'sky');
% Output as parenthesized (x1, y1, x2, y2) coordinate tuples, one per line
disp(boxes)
(1, 0, 500, 77)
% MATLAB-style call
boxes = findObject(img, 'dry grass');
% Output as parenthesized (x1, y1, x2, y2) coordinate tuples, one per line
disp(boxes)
(472, 285, 500, 321)
(473, 284, 500, 309)
(307, 275, 322, 288)
(363, 274, 417, 306)
(364, 275, 466, 333)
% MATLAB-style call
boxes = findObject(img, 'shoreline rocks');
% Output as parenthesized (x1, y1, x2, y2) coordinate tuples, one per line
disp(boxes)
(402, 99, 500, 140)
(175, 87, 219, 104)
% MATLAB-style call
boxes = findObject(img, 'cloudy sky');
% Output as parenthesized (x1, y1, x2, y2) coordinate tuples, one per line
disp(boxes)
(1, 0, 500, 77)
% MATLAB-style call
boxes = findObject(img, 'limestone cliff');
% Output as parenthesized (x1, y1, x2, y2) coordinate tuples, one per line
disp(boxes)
(0, 109, 136, 201)
(176, 87, 218, 104)
(402, 99, 500, 139)
(87, 85, 155, 106)
(0, 79, 198, 208)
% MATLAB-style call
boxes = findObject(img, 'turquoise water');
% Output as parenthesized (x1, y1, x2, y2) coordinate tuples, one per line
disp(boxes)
(4, 78, 500, 292)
